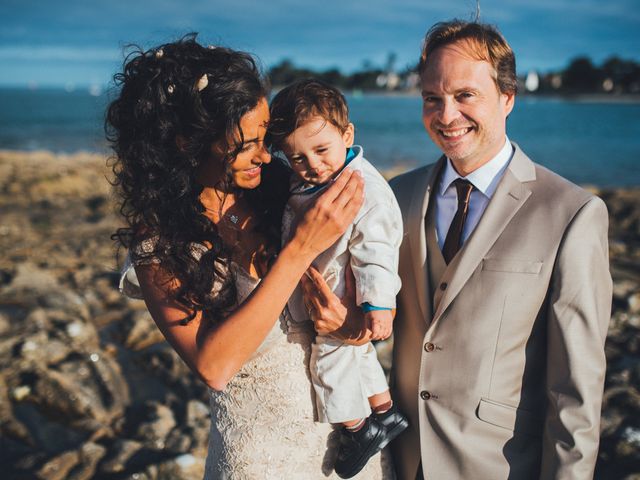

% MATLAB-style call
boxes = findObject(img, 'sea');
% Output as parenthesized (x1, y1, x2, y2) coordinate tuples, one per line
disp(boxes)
(1, 87, 639, 187)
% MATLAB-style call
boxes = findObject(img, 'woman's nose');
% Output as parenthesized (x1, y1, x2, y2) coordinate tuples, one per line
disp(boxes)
(257, 144, 271, 164)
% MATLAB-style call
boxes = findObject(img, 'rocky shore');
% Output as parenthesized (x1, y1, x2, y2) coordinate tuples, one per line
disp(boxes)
(0, 150, 638, 479)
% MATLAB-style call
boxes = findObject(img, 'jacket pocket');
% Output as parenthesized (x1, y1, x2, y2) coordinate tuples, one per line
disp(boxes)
(476, 397, 542, 437)
(481, 259, 543, 274)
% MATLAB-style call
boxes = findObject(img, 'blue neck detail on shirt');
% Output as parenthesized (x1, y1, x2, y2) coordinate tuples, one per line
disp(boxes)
(298, 148, 356, 195)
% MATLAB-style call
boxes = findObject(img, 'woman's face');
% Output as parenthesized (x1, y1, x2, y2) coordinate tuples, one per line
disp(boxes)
(225, 98, 272, 190)
(200, 97, 271, 191)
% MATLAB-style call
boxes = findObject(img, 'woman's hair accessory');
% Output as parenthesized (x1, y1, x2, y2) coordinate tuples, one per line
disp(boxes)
(167, 84, 175, 94)
(155, 48, 164, 59)
(196, 74, 209, 92)
(207, 45, 217, 50)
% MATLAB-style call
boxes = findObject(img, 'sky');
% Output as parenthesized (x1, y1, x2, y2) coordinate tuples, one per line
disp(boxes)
(1, 0, 639, 88)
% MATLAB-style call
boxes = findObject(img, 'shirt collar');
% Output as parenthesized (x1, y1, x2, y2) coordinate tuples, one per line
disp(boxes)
(439, 137, 514, 198)
(291, 145, 363, 195)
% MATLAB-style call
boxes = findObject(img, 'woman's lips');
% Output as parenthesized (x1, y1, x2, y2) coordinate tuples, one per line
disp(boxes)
(243, 165, 262, 178)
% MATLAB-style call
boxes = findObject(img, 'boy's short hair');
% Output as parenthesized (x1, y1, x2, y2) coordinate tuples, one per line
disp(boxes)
(267, 78, 350, 151)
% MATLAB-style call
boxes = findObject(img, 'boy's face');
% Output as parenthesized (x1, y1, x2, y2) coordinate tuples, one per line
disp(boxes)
(281, 116, 354, 185)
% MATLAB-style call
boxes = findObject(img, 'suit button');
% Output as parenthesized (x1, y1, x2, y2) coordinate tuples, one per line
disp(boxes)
(420, 390, 431, 400)
(424, 342, 435, 352)
(439, 282, 447, 290)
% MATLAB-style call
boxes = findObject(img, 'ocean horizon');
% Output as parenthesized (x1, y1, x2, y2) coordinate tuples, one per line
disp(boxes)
(1, 87, 639, 187)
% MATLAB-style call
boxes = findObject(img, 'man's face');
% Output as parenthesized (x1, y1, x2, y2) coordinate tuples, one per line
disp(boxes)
(420, 41, 515, 175)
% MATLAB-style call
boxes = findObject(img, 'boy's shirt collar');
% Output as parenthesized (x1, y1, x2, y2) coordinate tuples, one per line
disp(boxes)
(291, 145, 363, 195)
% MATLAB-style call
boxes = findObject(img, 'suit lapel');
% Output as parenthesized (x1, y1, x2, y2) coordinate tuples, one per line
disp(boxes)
(431, 145, 537, 324)
(408, 157, 445, 322)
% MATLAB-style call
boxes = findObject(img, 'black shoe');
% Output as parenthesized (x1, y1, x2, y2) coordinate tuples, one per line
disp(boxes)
(375, 404, 409, 448)
(334, 417, 387, 479)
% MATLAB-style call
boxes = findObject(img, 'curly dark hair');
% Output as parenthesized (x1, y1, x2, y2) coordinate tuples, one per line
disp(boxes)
(106, 33, 291, 325)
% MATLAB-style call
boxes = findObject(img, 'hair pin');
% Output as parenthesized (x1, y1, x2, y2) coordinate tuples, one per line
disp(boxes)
(167, 84, 175, 94)
(155, 48, 164, 59)
(196, 74, 209, 92)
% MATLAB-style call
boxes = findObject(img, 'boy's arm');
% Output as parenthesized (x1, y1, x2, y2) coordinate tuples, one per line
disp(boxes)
(349, 196, 403, 313)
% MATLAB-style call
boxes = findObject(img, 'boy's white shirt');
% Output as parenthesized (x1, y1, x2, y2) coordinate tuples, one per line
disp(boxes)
(282, 145, 403, 326)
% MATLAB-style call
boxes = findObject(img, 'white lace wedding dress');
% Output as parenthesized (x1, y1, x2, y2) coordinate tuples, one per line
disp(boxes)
(204, 265, 394, 479)
(121, 256, 393, 479)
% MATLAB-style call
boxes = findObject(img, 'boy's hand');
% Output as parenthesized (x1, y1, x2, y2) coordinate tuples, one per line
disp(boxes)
(365, 309, 393, 341)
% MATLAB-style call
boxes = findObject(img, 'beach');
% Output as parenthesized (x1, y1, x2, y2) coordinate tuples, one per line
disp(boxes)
(0, 150, 638, 479)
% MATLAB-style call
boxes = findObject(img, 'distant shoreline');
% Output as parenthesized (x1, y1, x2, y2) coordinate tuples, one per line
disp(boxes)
(2, 85, 639, 104)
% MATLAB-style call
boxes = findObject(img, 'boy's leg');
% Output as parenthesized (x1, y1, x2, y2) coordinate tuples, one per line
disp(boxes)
(310, 336, 371, 424)
(358, 342, 409, 446)
(369, 390, 393, 413)
(311, 338, 388, 478)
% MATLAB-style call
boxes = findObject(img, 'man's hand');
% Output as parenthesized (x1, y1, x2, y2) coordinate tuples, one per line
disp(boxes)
(300, 265, 372, 345)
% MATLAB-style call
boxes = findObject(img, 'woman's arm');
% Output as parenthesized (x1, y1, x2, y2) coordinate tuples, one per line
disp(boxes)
(137, 169, 364, 391)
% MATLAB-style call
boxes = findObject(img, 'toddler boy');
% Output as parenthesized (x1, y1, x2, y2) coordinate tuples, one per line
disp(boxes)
(268, 79, 408, 479)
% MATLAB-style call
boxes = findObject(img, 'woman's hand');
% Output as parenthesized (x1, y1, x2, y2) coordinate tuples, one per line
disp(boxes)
(289, 169, 364, 258)
(300, 264, 372, 345)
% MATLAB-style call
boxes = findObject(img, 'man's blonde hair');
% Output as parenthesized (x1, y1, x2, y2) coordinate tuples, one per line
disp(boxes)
(418, 20, 517, 95)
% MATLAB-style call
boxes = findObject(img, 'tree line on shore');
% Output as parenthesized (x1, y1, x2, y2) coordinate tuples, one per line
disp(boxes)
(268, 54, 640, 95)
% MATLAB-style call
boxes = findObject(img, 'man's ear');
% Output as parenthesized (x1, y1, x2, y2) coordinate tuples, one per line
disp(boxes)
(503, 91, 516, 117)
(342, 123, 355, 148)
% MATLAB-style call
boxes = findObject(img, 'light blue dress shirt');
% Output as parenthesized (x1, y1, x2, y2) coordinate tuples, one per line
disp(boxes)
(435, 138, 515, 249)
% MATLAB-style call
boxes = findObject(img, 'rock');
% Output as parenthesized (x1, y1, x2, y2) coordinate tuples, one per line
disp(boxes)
(29, 365, 114, 426)
(122, 310, 165, 351)
(0, 376, 35, 450)
(2, 262, 59, 294)
(164, 428, 192, 454)
(135, 401, 177, 449)
(98, 439, 143, 473)
(12, 385, 32, 401)
(24, 307, 51, 330)
(18, 332, 70, 365)
(40, 290, 91, 323)
(156, 453, 206, 480)
(186, 399, 209, 427)
(36, 450, 79, 480)
(137, 346, 208, 402)
(99, 439, 163, 474)
(66, 442, 107, 480)
(628, 292, 640, 314)
(613, 280, 639, 301)
(11, 401, 86, 454)
(26, 356, 128, 424)
(0, 311, 10, 335)
(185, 400, 210, 452)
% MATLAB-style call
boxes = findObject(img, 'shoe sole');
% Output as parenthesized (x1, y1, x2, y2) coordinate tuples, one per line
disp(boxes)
(379, 417, 410, 450)
(335, 427, 387, 479)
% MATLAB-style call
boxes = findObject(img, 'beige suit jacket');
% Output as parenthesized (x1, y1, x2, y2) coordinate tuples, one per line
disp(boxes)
(389, 144, 612, 480)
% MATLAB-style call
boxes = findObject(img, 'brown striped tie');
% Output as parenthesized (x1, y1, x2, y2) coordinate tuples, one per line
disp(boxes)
(442, 179, 474, 264)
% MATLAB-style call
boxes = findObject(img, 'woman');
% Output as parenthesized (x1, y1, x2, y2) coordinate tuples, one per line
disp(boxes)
(107, 35, 392, 478)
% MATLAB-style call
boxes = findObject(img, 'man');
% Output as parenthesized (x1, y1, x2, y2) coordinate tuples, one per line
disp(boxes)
(389, 20, 612, 479)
